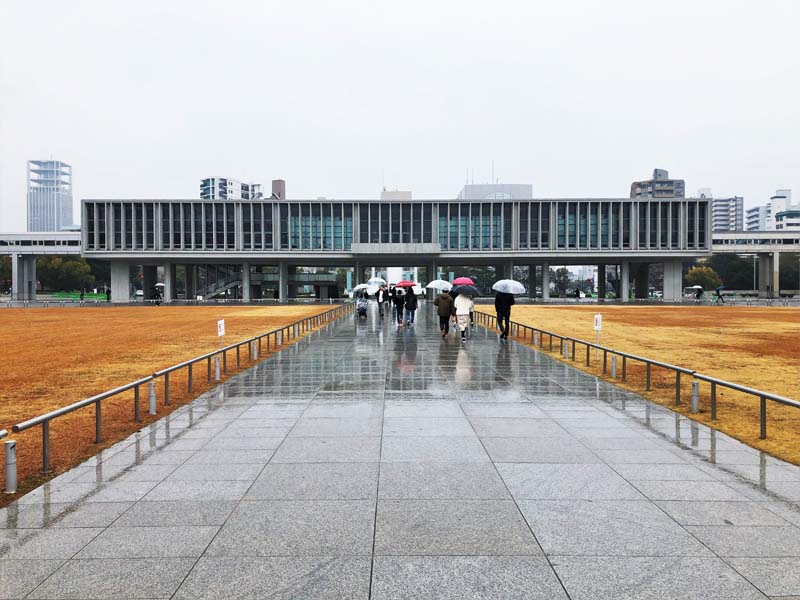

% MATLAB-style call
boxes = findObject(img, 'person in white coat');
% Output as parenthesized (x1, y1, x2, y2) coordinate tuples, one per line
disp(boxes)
(454, 293, 473, 343)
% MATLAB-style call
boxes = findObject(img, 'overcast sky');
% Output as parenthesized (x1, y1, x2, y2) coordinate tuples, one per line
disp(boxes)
(1, 0, 798, 230)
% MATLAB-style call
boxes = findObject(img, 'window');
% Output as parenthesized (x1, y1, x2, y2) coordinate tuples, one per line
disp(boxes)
(412, 204, 422, 244)
(472, 203, 481, 248)
(369, 203, 380, 243)
(263, 202, 273, 249)
(253, 203, 263, 249)
(359, 204, 369, 243)
(322, 204, 332, 249)
(161, 204, 170, 250)
(503, 203, 512, 249)
(391, 203, 401, 243)
(541, 203, 550, 247)
(459, 203, 468, 250)
(557, 203, 566, 248)
(381, 204, 390, 243)
(438, 204, 448, 249)
(205, 203, 214, 248)
(639, 203, 648, 247)
(145, 204, 154, 249)
(311, 203, 321, 249)
(589, 202, 598, 248)
(343, 204, 353, 250)
(215, 203, 224, 248)
(578, 203, 588, 248)
(423, 204, 432, 243)
(519, 203, 528, 248)
(182, 203, 191, 249)
(193, 204, 203, 249)
(114, 203, 122, 249)
(280, 204, 289, 249)
(333, 204, 343, 250)
(600, 203, 609, 248)
(243, 204, 252, 248)
(402, 203, 411, 243)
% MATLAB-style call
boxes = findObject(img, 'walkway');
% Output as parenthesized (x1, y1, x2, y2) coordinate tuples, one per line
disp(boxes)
(2, 304, 800, 599)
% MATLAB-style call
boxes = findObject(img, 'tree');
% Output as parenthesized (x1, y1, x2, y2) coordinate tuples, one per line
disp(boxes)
(708, 254, 756, 290)
(0, 256, 10, 292)
(549, 267, 570, 296)
(36, 256, 95, 291)
(686, 266, 722, 290)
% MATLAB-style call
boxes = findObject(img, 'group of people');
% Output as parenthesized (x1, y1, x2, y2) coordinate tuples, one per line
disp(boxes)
(362, 284, 419, 326)
(433, 288, 514, 342)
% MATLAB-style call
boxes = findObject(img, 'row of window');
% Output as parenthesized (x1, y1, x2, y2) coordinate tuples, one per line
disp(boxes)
(84, 200, 709, 252)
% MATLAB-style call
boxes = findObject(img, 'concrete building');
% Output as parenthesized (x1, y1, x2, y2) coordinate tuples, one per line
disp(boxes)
(27, 160, 73, 232)
(630, 169, 685, 199)
(774, 210, 800, 231)
(200, 177, 263, 200)
(746, 205, 770, 231)
(746, 189, 794, 231)
(457, 183, 533, 200)
(711, 196, 744, 232)
(81, 196, 711, 304)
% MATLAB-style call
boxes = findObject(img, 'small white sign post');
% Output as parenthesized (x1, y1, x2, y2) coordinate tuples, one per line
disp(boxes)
(215, 320, 225, 381)
(593, 314, 602, 360)
(217, 319, 226, 338)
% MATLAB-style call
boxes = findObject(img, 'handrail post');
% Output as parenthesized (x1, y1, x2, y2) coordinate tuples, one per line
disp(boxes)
(586, 344, 590, 366)
(646, 363, 651, 391)
(207, 356, 212, 383)
(760, 396, 767, 439)
(148, 380, 157, 415)
(95, 400, 102, 443)
(164, 372, 170, 405)
(223, 350, 227, 374)
(571, 339, 576, 361)
(675, 371, 681, 405)
(134, 385, 141, 422)
(603, 350, 607, 374)
(621, 356, 627, 382)
(4, 440, 17, 494)
(710, 382, 717, 420)
(188, 363, 193, 393)
(42, 420, 51, 473)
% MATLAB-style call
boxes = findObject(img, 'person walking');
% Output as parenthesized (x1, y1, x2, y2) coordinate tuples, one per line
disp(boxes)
(392, 287, 405, 325)
(79, 287, 85, 302)
(454, 292, 472, 343)
(433, 290, 455, 337)
(105, 287, 111, 303)
(495, 290, 515, 340)
(404, 288, 418, 326)
(376, 285, 387, 319)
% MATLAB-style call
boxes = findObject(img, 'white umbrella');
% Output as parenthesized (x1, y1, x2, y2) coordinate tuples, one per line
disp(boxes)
(367, 277, 386, 286)
(353, 283, 370, 291)
(426, 279, 453, 291)
(492, 279, 526, 294)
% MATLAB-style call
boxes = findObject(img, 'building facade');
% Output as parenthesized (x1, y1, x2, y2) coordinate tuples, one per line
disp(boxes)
(200, 177, 262, 200)
(27, 160, 73, 232)
(630, 169, 685, 199)
(746, 205, 770, 231)
(82, 197, 710, 303)
(458, 183, 533, 200)
(711, 196, 744, 232)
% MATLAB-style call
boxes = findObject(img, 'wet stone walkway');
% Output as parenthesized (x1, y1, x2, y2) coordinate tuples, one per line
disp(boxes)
(4, 304, 800, 598)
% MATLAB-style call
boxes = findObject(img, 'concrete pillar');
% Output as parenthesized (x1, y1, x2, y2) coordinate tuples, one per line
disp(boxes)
(354, 262, 363, 285)
(773, 251, 781, 297)
(164, 263, 176, 302)
(597, 265, 607, 300)
(110, 261, 129, 303)
(278, 262, 288, 302)
(507, 260, 515, 281)
(242, 262, 251, 302)
(634, 263, 650, 299)
(758, 253, 772, 298)
(662, 260, 683, 302)
(429, 261, 438, 282)
(528, 265, 536, 298)
(542, 262, 550, 300)
(185, 266, 195, 300)
(621, 261, 631, 302)
(11, 254, 37, 301)
(142, 266, 158, 300)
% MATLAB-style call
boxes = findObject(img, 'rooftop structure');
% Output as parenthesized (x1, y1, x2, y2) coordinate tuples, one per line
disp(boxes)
(27, 160, 73, 232)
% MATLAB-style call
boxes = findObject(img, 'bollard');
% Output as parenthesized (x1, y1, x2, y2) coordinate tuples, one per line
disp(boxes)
(148, 381, 157, 415)
(4, 440, 17, 494)
(611, 355, 617, 379)
(214, 355, 221, 381)
(691, 381, 699, 414)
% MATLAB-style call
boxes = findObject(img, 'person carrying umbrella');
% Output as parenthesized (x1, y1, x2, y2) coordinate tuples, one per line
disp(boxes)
(376, 284, 387, 318)
(714, 285, 725, 304)
(453, 290, 474, 343)
(404, 287, 418, 326)
(495, 291, 515, 339)
(433, 289, 455, 337)
(392, 286, 405, 325)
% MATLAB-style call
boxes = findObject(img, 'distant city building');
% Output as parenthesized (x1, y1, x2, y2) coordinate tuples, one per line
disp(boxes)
(381, 189, 412, 200)
(711, 196, 744, 232)
(746, 189, 794, 231)
(630, 169, 685, 199)
(746, 205, 770, 231)
(766, 189, 793, 229)
(774, 210, 800, 231)
(697, 188, 713, 199)
(27, 160, 73, 232)
(200, 177, 263, 200)
(457, 183, 533, 200)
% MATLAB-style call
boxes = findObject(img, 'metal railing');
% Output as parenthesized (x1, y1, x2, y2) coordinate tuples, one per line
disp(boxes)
(474, 310, 799, 441)
(10, 303, 353, 475)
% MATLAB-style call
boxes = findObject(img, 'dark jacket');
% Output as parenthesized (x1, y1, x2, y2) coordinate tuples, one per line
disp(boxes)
(392, 290, 405, 307)
(433, 292, 454, 317)
(495, 291, 515, 315)
(404, 293, 418, 311)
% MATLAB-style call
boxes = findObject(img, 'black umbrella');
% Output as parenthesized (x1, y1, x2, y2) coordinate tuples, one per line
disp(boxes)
(451, 284, 481, 297)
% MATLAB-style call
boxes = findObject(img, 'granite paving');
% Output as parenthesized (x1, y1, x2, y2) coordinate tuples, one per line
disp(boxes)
(4, 302, 800, 598)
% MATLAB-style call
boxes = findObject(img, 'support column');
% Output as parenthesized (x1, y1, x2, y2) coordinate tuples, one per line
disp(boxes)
(142, 266, 157, 300)
(278, 262, 288, 302)
(542, 262, 550, 300)
(597, 265, 607, 300)
(164, 263, 176, 303)
(242, 262, 251, 302)
(354, 262, 363, 285)
(662, 260, 683, 302)
(11, 254, 37, 301)
(621, 261, 631, 302)
(758, 253, 772, 298)
(507, 260, 515, 281)
(528, 265, 536, 298)
(429, 261, 438, 282)
(109, 261, 129, 304)
(773, 251, 781, 298)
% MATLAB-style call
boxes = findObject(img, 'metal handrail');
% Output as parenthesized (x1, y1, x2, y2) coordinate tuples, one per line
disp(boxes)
(10, 303, 353, 474)
(474, 309, 797, 440)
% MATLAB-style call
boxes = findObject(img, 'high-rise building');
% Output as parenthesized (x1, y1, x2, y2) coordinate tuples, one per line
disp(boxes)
(27, 160, 73, 232)
(746, 205, 770, 231)
(711, 196, 744, 232)
(200, 177, 262, 200)
(630, 169, 685, 199)
(747, 189, 794, 231)
(457, 183, 533, 200)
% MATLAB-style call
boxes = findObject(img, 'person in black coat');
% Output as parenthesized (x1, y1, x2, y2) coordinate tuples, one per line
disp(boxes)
(494, 291, 515, 339)
(392, 288, 405, 324)
(404, 289, 418, 326)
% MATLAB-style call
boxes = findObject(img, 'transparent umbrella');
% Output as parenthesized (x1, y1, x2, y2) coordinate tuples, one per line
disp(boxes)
(368, 277, 386, 286)
(426, 279, 453, 291)
(492, 279, 526, 295)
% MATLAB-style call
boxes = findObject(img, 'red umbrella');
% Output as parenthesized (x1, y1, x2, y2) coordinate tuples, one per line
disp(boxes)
(452, 277, 474, 285)
(396, 280, 416, 287)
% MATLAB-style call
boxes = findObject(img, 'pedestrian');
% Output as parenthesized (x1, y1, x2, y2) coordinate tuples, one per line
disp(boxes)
(495, 290, 515, 340)
(454, 292, 472, 343)
(152, 286, 162, 306)
(695, 287, 703, 301)
(105, 287, 111, 302)
(377, 285, 387, 319)
(404, 288, 418, 325)
(392, 287, 405, 325)
(79, 287, 85, 302)
(715, 286, 725, 304)
(433, 290, 455, 337)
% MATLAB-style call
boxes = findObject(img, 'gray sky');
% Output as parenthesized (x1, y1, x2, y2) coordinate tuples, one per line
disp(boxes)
(1, 0, 798, 230)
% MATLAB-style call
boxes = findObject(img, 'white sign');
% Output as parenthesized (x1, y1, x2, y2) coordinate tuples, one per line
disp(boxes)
(593, 314, 602, 331)
(217, 319, 225, 337)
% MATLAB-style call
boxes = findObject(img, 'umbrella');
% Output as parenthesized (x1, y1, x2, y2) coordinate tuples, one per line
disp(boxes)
(451, 284, 481, 297)
(688, 285, 703, 290)
(154, 282, 165, 287)
(368, 277, 386, 286)
(715, 285, 726, 292)
(396, 280, 416, 288)
(492, 279, 526, 295)
(452, 277, 474, 285)
(353, 283, 371, 291)
(426, 279, 453, 291)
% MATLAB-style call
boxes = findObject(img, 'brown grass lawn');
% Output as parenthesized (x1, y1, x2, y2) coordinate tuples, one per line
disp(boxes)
(479, 305, 800, 465)
(0, 304, 335, 495)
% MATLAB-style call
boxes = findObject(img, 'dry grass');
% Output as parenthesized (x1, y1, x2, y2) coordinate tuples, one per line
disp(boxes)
(484, 305, 800, 464)
(0, 304, 333, 496)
